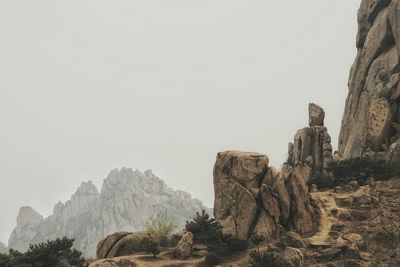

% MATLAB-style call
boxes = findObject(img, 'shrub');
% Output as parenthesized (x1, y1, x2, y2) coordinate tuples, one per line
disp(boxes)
(185, 210, 223, 245)
(140, 237, 160, 258)
(186, 210, 248, 265)
(0, 237, 85, 267)
(144, 212, 177, 247)
(250, 233, 265, 252)
(249, 250, 291, 267)
(328, 157, 400, 186)
(222, 234, 248, 253)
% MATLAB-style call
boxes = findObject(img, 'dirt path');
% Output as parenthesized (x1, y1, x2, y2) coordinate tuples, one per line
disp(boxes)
(89, 248, 205, 267)
(308, 186, 369, 245)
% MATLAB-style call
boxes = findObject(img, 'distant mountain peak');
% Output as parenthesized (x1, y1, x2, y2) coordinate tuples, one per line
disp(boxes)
(8, 167, 211, 258)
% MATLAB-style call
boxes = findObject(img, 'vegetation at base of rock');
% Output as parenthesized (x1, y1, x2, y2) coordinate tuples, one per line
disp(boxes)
(185, 210, 223, 245)
(0, 237, 85, 267)
(118, 215, 177, 258)
(185, 210, 248, 252)
(144, 212, 177, 247)
(250, 233, 265, 252)
(328, 157, 400, 185)
(249, 250, 291, 267)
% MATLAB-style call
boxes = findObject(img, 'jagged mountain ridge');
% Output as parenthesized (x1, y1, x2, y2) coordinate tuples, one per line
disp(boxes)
(7, 167, 210, 258)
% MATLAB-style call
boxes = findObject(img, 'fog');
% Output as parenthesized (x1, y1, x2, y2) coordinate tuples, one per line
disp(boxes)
(0, 0, 360, 244)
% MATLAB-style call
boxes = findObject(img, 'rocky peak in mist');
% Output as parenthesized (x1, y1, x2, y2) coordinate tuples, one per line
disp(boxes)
(7, 168, 210, 258)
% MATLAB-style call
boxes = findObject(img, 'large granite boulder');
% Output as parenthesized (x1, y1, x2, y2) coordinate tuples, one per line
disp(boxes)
(96, 232, 131, 259)
(213, 151, 319, 243)
(339, 0, 400, 161)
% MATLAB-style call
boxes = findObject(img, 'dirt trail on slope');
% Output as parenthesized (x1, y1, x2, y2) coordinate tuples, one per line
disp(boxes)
(308, 187, 368, 245)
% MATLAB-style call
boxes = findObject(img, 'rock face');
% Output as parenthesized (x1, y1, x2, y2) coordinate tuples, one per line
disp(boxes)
(339, 0, 400, 162)
(8, 206, 43, 252)
(0, 242, 6, 254)
(8, 168, 210, 258)
(213, 151, 319, 242)
(288, 103, 333, 185)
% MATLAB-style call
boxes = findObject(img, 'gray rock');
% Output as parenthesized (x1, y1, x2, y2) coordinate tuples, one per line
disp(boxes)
(0, 242, 6, 254)
(8, 168, 211, 258)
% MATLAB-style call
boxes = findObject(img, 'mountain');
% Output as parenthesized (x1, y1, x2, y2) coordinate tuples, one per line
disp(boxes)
(7, 167, 210, 258)
(0, 241, 6, 254)
(338, 0, 400, 162)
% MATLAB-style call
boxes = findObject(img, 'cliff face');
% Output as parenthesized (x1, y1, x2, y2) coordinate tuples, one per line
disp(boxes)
(7, 168, 210, 258)
(339, 0, 400, 161)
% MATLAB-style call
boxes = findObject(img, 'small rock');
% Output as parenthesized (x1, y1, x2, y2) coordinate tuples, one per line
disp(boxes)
(350, 210, 369, 221)
(174, 231, 194, 259)
(343, 233, 365, 249)
(192, 250, 208, 257)
(335, 196, 353, 207)
(286, 231, 306, 248)
(331, 223, 346, 232)
(282, 247, 305, 267)
(315, 248, 342, 262)
(310, 184, 319, 192)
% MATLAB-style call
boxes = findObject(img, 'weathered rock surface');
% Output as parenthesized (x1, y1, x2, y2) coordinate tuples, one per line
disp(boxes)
(213, 151, 319, 243)
(0, 242, 6, 254)
(288, 104, 333, 185)
(339, 0, 400, 162)
(8, 206, 43, 252)
(173, 231, 193, 259)
(8, 168, 210, 258)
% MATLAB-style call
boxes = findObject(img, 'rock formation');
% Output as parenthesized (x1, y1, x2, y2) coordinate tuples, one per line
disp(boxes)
(8, 206, 43, 252)
(213, 151, 319, 242)
(8, 168, 210, 258)
(339, 0, 400, 162)
(0, 242, 6, 254)
(287, 103, 333, 185)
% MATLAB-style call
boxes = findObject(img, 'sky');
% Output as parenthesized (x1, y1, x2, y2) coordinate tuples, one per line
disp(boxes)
(0, 0, 361, 244)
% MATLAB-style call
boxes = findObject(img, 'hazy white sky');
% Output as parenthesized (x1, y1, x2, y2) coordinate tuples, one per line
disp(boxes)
(0, 1, 360, 244)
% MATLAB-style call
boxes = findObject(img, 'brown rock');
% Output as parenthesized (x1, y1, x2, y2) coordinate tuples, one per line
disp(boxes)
(96, 231, 131, 259)
(309, 103, 325, 126)
(282, 247, 305, 267)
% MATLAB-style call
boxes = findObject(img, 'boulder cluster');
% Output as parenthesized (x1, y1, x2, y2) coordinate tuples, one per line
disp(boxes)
(339, 0, 400, 162)
(212, 104, 329, 243)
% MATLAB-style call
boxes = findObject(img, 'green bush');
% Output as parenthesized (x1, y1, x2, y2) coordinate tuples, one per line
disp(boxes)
(221, 234, 248, 253)
(186, 210, 248, 265)
(0, 237, 85, 267)
(328, 157, 400, 186)
(144, 212, 177, 247)
(185, 210, 223, 245)
(249, 250, 290, 267)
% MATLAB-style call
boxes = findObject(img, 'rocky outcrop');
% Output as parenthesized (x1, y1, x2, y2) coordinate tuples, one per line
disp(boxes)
(288, 103, 333, 185)
(213, 151, 319, 242)
(339, 0, 400, 162)
(8, 168, 210, 258)
(8, 206, 43, 252)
